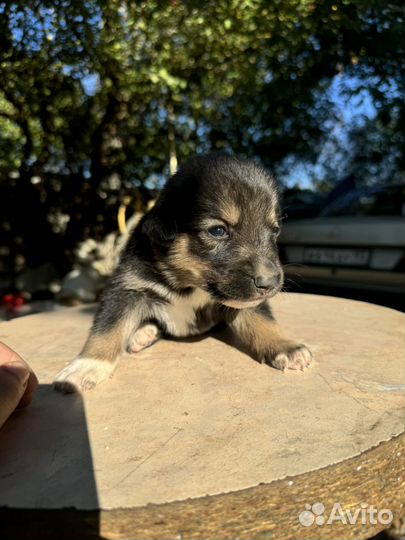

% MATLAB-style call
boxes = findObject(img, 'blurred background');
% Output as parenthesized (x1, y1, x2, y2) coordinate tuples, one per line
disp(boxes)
(0, 0, 404, 319)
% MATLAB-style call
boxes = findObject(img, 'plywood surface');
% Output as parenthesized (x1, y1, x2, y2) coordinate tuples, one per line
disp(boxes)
(0, 293, 404, 537)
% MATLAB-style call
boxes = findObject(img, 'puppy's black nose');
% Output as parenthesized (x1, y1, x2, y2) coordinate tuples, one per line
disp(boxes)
(253, 274, 280, 292)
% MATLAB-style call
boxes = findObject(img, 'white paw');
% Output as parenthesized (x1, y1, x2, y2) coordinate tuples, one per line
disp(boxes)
(53, 358, 115, 393)
(271, 345, 313, 372)
(127, 323, 160, 353)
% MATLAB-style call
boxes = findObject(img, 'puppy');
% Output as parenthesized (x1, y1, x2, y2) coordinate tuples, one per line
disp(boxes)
(54, 154, 312, 392)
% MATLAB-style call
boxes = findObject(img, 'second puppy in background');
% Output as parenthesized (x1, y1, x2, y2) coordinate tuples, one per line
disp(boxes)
(54, 154, 312, 392)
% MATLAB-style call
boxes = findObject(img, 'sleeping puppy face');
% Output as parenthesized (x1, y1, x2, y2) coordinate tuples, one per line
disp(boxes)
(141, 154, 283, 308)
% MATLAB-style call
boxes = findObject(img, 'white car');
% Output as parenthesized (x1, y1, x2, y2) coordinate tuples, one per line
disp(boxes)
(279, 184, 405, 293)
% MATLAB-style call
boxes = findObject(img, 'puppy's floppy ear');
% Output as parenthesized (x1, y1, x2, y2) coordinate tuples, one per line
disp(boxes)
(141, 206, 177, 246)
(141, 165, 195, 246)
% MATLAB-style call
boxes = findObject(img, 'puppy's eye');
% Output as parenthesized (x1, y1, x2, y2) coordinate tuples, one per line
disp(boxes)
(271, 225, 280, 236)
(208, 226, 228, 238)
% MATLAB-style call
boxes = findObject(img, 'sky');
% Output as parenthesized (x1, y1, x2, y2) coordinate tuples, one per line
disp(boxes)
(283, 74, 378, 189)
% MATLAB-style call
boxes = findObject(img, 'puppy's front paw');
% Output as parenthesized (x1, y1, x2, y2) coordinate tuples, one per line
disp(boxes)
(269, 345, 313, 372)
(53, 358, 114, 393)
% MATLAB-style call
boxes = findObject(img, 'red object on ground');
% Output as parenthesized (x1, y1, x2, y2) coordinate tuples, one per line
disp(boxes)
(1, 293, 26, 307)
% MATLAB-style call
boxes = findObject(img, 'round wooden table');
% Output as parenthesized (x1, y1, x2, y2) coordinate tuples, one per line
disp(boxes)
(0, 293, 404, 539)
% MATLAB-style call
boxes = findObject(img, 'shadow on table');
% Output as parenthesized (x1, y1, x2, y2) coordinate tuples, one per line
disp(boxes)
(0, 384, 104, 539)
(172, 324, 259, 364)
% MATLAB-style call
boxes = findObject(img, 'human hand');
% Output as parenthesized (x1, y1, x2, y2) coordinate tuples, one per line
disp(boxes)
(0, 342, 38, 429)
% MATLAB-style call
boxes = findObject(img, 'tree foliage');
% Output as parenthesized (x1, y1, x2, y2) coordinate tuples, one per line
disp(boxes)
(0, 0, 403, 282)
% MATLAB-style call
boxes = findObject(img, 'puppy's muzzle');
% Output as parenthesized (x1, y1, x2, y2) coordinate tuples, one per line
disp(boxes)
(253, 271, 283, 295)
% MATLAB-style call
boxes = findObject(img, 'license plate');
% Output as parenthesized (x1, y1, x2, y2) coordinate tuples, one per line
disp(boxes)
(303, 248, 369, 266)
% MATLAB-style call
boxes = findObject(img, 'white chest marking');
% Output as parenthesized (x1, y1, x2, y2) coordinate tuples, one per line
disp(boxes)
(164, 288, 213, 337)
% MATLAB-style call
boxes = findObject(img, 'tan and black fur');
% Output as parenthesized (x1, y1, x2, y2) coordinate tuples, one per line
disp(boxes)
(54, 154, 312, 392)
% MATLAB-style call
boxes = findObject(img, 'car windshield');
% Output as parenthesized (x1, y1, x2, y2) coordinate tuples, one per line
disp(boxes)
(320, 186, 405, 217)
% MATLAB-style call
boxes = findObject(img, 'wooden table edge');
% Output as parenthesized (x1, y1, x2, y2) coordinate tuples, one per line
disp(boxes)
(1, 430, 404, 540)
